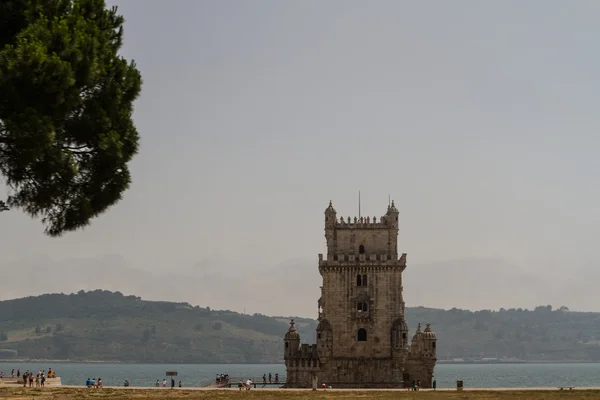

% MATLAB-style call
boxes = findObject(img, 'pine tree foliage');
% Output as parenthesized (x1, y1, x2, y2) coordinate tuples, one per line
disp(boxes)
(0, 0, 142, 236)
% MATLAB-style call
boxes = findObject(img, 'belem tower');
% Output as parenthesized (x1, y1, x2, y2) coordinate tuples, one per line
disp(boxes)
(283, 200, 437, 388)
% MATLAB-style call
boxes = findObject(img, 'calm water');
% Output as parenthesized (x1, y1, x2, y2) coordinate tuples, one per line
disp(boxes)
(0, 362, 599, 388)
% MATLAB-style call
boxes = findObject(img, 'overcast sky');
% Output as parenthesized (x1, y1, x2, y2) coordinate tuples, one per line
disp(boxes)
(1, 0, 600, 317)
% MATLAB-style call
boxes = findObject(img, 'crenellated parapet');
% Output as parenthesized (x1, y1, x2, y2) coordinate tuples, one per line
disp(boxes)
(325, 200, 399, 230)
(335, 215, 392, 229)
(318, 253, 407, 268)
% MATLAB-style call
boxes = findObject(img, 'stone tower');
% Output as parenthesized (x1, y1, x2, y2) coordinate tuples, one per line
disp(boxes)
(284, 200, 437, 388)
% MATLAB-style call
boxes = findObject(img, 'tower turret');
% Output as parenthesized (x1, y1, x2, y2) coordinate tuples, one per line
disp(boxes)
(421, 322, 437, 360)
(387, 200, 399, 228)
(284, 319, 301, 361)
(386, 200, 399, 258)
(325, 200, 336, 226)
(324, 201, 337, 258)
(410, 322, 437, 361)
(316, 319, 333, 361)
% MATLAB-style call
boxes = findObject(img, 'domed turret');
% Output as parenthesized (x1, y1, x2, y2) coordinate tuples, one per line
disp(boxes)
(410, 322, 437, 360)
(422, 322, 436, 340)
(325, 200, 336, 214)
(324, 200, 337, 229)
(386, 200, 399, 229)
(284, 319, 301, 361)
(285, 319, 300, 340)
(411, 322, 423, 342)
(391, 318, 409, 355)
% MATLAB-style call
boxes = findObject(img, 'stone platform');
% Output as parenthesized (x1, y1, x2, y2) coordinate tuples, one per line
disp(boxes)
(0, 376, 62, 386)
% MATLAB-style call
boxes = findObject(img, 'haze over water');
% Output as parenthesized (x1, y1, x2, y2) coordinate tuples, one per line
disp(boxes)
(2, 1, 600, 317)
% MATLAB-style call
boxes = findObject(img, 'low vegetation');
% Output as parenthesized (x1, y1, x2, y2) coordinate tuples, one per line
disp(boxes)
(1, 290, 600, 363)
(1, 388, 600, 400)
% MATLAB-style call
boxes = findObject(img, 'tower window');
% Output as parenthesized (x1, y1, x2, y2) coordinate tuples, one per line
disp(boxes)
(357, 303, 363, 312)
(356, 274, 362, 286)
(402, 333, 407, 340)
(363, 302, 368, 311)
(357, 328, 367, 341)
(359, 245, 365, 254)
(333, 254, 338, 261)
(285, 342, 289, 348)
(432, 342, 436, 349)
(362, 275, 368, 286)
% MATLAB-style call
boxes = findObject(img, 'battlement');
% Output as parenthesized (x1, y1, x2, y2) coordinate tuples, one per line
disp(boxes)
(318, 253, 407, 267)
(334, 215, 392, 229)
(290, 343, 319, 360)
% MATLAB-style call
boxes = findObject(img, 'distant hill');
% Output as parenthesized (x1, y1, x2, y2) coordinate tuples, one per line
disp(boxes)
(1, 290, 600, 363)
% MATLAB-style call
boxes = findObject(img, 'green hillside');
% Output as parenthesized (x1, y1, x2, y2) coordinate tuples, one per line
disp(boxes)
(0, 290, 599, 363)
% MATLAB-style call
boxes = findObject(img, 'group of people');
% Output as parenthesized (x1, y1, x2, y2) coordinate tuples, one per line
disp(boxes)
(215, 373, 229, 384)
(155, 378, 182, 388)
(85, 377, 103, 388)
(262, 373, 280, 385)
(238, 378, 253, 390)
(1, 368, 55, 388)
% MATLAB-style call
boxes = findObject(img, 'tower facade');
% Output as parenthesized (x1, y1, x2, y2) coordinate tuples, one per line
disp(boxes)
(284, 200, 437, 388)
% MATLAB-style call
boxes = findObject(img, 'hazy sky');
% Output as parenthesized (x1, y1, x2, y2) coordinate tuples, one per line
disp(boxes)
(2, 0, 600, 317)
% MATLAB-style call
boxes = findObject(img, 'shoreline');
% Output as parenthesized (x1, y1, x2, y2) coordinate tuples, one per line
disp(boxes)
(2, 385, 600, 391)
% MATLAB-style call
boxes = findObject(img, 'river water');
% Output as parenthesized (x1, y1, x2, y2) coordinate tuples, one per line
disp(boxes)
(1, 362, 599, 388)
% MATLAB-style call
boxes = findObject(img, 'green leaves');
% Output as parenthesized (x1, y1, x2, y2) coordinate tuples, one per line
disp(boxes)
(0, 0, 142, 236)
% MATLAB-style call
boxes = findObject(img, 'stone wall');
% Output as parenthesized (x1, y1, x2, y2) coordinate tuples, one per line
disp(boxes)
(284, 200, 435, 389)
(319, 264, 406, 358)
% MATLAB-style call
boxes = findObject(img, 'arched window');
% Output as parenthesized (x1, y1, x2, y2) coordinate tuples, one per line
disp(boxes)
(285, 342, 289, 348)
(356, 274, 362, 286)
(357, 328, 367, 341)
(359, 245, 365, 254)
(362, 302, 368, 311)
(362, 275, 368, 286)
(333, 253, 338, 261)
(357, 303, 363, 312)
